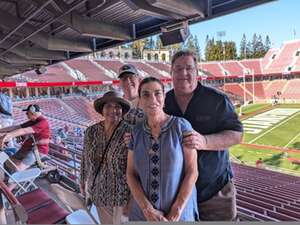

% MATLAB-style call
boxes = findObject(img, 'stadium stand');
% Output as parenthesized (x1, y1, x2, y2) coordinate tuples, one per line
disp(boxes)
(147, 62, 171, 74)
(265, 40, 300, 74)
(20, 64, 76, 82)
(282, 79, 300, 99)
(124, 60, 168, 79)
(222, 83, 252, 101)
(62, 96, 100, 122)
(261, 48, 279, 73)
(64, 59, 113, 81)
(95, 59, 124, 76)
(13, 98, 95, 127)
(199, 62, 225, 77)
(220, 61, 244, 76)
(264, 79, 288, 99)
(240, 59, 263, 75)
(233, 163, 300, 221)
(245, 82, 266, 99)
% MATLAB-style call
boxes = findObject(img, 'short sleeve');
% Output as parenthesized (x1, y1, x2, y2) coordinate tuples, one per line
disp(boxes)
(216, 95, 243, 132)
(31, 119, 47, 133)
(177, 117, 193, 142)
(20, 120, 34, 128)
(128, 129, 135, 151)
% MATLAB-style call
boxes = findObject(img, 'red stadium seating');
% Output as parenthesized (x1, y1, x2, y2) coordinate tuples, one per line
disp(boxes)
(65, 59, 113, 81)
(200, 62, 225, 77)
(240, 59, 263, 75)
(220, 61, 244, 76)
(265, 40, 300, 74)
(233, 163, 300, 221)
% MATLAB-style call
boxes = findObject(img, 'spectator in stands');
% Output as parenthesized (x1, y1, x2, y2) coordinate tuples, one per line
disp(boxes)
(0, 104, 50, 171)
(57, 128, 67, 139)
(256, 158, 263, 168)
(80, 90, 131, 224)
(0, 90, 16, 156)
(126, 77, 198, 222)
(164, 50, 243, 221)
(118, 64, 144, 124)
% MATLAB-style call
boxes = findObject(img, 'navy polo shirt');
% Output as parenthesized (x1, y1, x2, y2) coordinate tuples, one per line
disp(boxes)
(164, 82, 243, 203)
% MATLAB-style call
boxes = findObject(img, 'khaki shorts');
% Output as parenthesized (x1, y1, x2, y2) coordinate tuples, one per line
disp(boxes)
(198, 181, 237, 221)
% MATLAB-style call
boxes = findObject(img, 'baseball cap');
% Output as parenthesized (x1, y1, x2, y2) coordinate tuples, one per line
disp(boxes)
(118, 64, 139, 79)
(22, 104, 41, 113)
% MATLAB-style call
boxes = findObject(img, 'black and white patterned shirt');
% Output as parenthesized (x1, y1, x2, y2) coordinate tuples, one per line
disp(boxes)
(80, 120, 131, 207)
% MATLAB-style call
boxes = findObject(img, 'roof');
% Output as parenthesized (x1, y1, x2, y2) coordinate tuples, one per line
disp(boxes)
(0, 0, 275, 77)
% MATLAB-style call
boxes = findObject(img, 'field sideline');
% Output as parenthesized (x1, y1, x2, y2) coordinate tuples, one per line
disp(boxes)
(231, 104, 300, 176)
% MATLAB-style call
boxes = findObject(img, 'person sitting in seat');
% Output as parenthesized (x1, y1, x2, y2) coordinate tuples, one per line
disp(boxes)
(0, 104, 50, 172)
(255, 158, 263, 168)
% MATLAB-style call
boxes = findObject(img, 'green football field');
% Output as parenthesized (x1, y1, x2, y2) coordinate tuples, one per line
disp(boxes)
(230, 104, 300, 176)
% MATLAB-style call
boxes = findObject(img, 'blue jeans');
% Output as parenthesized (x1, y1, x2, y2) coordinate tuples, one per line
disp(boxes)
(4, 147, 17, 157)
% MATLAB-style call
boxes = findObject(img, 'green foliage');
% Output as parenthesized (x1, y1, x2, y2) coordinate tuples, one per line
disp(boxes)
(204, 37, 237, 61)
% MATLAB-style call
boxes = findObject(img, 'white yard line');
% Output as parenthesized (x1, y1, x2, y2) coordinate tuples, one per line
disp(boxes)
(284, 131, 300, 148)
(248, 111, 300, 144)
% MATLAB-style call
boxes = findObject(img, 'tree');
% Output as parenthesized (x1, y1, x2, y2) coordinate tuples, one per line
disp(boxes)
(214, 40, 224, 61)
(251, 33, 258, 58)
(224, 41, 237, 60)
(255, 35, 265, 58)
(194, 36, 201, 62)
(204, 35, 212, 61)
(264, 35, 271, 53)
(240, 34, 247, 59)
(246, 41, 253, 58)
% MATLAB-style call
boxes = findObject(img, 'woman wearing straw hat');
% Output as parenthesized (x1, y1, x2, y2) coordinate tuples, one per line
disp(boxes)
(80, 90, 131, 224)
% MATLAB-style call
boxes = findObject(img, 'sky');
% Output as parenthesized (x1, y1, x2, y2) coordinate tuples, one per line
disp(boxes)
(190, 0, 300, 55)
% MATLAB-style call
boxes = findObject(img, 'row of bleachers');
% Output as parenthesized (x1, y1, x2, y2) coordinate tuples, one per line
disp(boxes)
(265, 40, 300, 74)
(62, 96, 101, 122)
(282, 79, 300, 99)
(64, 59, 113, 81)
(22, 64, 76, 82)
(221, 61, 244, 76)
(240, 59, 263, 75)
(245, 82, 266, 99)
(148, 62, 170, 73)
(233, 163, 300, 221)
(13, 98, 95, 127)
(200, 62, 224, 77)
(221, 83, 253, 101)
(264, 79, 287, 98)
(95, 59, 124, 75)
(124, 60, 167, 79)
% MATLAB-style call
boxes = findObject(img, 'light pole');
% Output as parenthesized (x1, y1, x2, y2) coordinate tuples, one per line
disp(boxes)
(252, 69, 255, 103)
(239, 69, 247, 116)
(217, 31, 226, 89)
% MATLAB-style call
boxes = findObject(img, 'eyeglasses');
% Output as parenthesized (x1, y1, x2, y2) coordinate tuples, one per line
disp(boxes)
(172, 66, 196, 74)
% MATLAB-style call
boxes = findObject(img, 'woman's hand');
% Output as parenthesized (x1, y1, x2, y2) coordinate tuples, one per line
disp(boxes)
(166, 205, 182, 222)
(142, 206, 168, 221)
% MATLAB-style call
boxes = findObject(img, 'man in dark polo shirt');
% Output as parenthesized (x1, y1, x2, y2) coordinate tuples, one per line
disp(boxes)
(0, 104, 50, 171)
(164, 50, 243, 221)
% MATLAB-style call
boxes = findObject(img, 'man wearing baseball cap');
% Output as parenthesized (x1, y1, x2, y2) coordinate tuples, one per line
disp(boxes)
(0, 104, 50, 171)
(118, 64, 144, 125)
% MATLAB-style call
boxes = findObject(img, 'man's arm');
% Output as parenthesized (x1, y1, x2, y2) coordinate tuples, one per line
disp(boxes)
(0, 127, 34, 148)
(183, 130, 243, 151)
(0, 125, 21, 133)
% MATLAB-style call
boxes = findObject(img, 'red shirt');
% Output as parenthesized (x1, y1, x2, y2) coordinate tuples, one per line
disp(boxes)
(19, 116, 51, 155)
